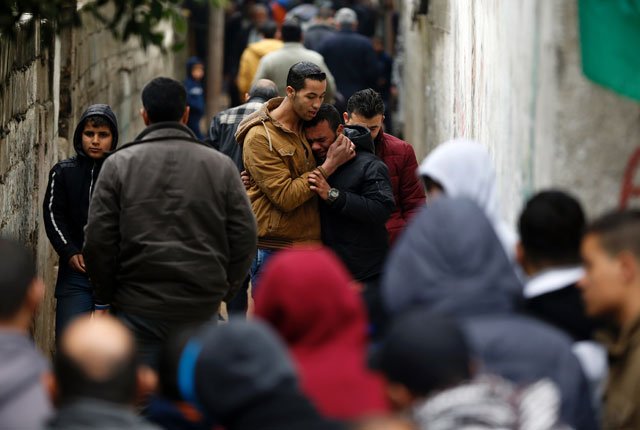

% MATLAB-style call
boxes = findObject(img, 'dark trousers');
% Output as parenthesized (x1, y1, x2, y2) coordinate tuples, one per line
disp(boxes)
(226, 276, 250, 316)
(55, 266, 94, 339)
(116, 311, 214, 369)
(361, 275, 389, 342)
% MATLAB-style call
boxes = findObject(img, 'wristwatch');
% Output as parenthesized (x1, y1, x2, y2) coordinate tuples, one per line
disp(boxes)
(327, 188, 340, 203)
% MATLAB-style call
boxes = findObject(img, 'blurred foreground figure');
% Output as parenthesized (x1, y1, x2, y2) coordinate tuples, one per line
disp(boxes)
(518, 190, 606, 402)
(418, 138, 517, 259)
(255, 247, 389, 420)
(0, 238, 52, 428)
(382, 197, 597, 429)
(579, 210, 640, 429)
(164, 321, 345, 430)
(47, 315, 159, 430)
(374, 310, 566, 430)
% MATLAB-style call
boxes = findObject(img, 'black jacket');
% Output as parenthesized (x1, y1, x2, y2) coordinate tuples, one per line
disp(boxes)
(318, 29, 378, 102)
(43, 104, 119, 264)
(83, 122, 257, 320)
(320, 125, 394, 281)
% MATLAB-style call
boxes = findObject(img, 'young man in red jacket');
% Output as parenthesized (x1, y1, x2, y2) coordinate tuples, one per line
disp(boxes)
(344, 89, 425, 245)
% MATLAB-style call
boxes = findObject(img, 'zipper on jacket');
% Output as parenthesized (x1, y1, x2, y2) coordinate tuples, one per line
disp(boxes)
(89, 162, 96, 198)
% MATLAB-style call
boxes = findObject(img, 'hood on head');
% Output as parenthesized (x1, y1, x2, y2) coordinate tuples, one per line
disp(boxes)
(186, 56, 204, 76)
(255, 247, 368, 352)
(343, 124, 374, 154)
(382, 197, 523, 318)
(180, 321, 297, 420)
(73, 104, 119, 156)
(418, 139, 501, 224)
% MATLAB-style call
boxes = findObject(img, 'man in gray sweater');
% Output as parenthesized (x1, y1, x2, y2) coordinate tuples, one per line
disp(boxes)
(0, 238, 52, 429)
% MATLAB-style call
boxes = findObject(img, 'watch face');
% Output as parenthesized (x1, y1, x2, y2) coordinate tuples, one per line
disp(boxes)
(329, 189, 339, 200)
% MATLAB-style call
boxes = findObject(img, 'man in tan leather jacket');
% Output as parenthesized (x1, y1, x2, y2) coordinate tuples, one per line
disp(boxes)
(236, 61, 353, 292)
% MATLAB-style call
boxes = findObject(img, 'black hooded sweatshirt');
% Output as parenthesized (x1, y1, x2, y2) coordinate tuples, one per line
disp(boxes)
(319, 125, 395, 281)
(43, 104, 118, 265)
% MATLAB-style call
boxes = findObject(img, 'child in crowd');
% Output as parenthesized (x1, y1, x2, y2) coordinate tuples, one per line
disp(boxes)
(43, 104, 118, 338)
(184, 57, 206, 139)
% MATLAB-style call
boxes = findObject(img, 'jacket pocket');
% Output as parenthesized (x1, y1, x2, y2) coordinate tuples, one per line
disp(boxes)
(267, 209, 283, 233)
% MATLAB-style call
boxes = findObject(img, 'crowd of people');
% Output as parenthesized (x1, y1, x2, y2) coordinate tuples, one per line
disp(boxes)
(1, 4, 640, 429)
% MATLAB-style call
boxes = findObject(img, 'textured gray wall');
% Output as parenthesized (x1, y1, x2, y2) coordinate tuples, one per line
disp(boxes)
(401, 0, 640, 224)
(0, 12, 181, 356)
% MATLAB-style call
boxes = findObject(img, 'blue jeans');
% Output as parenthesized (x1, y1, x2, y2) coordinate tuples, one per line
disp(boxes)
(226, 276, 250, 316)
(55, 267, 94, 339)
(249, 248, 276, 297)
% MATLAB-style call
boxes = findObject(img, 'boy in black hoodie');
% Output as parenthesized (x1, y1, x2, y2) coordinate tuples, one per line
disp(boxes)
(43, 104, 118, 339)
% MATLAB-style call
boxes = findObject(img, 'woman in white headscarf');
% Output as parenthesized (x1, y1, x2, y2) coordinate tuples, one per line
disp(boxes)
(418, 138, 518, 260)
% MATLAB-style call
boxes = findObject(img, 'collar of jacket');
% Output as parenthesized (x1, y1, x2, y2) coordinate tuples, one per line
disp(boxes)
(597, 315, 640, 360)
(134, 121, 197, 141)
(282, 42, 304, 49)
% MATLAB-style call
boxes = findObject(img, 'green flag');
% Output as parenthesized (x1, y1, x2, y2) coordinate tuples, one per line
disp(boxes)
(579, 0, 640, 101)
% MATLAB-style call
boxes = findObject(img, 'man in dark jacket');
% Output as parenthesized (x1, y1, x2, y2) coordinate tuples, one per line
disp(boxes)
(307, 104, 394, 338)
(306, 104, 394, 282)
(84, 77, 257, 367)
(43, 104, 119, 337)
(318, 8, 377, 105)
(382, 197, 598, 430)
(304, 4, 336, 52)
(47, 315, 160, 430)
(345, 89, 425, 245)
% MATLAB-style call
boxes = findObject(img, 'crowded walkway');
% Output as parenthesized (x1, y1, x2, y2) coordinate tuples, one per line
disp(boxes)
(1, 2, 640, 430)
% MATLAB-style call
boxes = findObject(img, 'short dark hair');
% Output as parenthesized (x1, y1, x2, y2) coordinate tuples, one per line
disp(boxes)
(346, 88, 385, 118)
(281, 19, 302, 42)
(0, 238, 35, 319)
(84, 115, 113, 132)
(374, 310, 471, 396)
(304, 103, 342, 131)
(586, 209, 640, 258)
(141, 77, 187, 123)
(259, 20, 278, 39)
(518, 190, 586, 265)
(286, 62, 326, 91)
(248, 80, 279, 101)
(54, 340, 138, 404)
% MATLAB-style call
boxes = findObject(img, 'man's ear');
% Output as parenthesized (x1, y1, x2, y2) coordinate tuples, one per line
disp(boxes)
(244, 92, 251, 103)
(336, 124, 344, 135)
(286, 86, 295, 98)
(342, 112, 350, 124)
(136, 365, 158, 403)
(619, 250, 639, 286)
(140, 108, 150, 126)
(26, 278, 45, 315)
(180, 106, 191, 125)
(385, 381, 416, 412)
(515, 242, 527, 272)
(42, 371, 58, 406)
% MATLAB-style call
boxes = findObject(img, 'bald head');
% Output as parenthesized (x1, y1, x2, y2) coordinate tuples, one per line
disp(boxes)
(247, 79, 279, 102)
(55, 315, 138, 404)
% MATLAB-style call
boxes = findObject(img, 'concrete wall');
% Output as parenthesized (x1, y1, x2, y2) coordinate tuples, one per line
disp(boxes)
(0, 11, 180, 356)
(401, 0, 640, 224)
